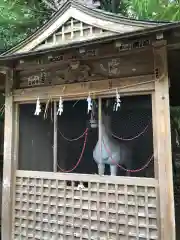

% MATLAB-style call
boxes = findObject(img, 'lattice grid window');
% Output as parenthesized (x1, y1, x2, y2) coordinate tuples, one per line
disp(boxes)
(13, 173, 159, 240)
(38, 18, 109, 48)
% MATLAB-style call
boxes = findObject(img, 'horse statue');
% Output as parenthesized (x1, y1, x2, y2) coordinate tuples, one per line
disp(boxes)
(93, 108, 132, 176)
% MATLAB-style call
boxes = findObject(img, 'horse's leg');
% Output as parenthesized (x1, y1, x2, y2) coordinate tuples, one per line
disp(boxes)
(98, 164, 105, 175)
(110, 165, 117, 176)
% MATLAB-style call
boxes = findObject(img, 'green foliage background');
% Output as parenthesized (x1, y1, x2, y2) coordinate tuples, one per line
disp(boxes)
(0, 0, 52, 51)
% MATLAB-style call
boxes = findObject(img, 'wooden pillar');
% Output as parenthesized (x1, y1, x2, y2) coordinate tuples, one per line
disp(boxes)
(1, 68, 15, 240)
(53, 101, 57, 172)
(152, 41, 176, 240)
(98, 97, 103, 175)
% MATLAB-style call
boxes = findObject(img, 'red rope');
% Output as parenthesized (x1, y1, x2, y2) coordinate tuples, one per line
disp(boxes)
(58, 127, 87, 141)
(111, 119, 151, 141)
(102, 138, 154, 173)
(56, 128, 153, 174)
(57, 128, 88, 173)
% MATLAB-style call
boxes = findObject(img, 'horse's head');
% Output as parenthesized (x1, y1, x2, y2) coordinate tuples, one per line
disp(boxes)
(89, 99, 112, 130)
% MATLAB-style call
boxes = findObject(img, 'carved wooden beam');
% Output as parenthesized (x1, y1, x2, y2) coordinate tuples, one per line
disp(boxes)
(13, 74, 155, 102)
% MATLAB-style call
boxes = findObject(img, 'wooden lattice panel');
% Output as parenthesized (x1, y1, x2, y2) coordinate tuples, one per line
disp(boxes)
(13, 171, 159, 240)
(35, 18, 114, 51)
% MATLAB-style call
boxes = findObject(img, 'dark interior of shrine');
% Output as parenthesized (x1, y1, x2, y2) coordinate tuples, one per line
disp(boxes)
(18, 95, 153, 178)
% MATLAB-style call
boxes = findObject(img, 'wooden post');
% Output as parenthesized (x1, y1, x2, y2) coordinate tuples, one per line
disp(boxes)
(1, 68, 15, 240)
(98, 97, 103, 175)
(53, 101, 57, 172)
(152, 41, 176, 240)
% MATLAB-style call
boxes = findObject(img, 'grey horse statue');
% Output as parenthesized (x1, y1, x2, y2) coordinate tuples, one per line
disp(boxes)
(93, 109, 132, 176)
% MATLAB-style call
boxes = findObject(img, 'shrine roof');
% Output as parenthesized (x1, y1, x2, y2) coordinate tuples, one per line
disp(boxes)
(1, 0, 170, 57)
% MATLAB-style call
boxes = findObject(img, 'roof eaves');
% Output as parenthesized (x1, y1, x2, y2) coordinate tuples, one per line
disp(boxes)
(77, 5, 165, 26)
(70, 0, 167, 27)
(95, 9, 171, 25)
(1, 21, 180, 63)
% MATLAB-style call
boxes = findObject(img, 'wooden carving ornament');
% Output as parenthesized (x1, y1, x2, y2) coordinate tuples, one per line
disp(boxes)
(62, 60, 91, 83)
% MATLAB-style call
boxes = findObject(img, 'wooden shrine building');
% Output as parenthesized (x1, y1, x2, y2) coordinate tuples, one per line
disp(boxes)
(1, 0, 180, 239)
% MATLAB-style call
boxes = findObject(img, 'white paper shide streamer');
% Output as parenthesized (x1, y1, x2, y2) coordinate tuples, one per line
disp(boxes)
(57, 97, 63, 116)
(114, 88, 121, 111)
(34, 97, 41, 115)
(87, 93, 92, 114)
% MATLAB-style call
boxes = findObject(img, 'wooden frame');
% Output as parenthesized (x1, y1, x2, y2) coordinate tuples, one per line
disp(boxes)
(2, 69, 15, 240)
(53, 101, 58, 173)
(152, 41, 175, 240)
(13, 75, 155, 102)
(1, 40, 176, 240)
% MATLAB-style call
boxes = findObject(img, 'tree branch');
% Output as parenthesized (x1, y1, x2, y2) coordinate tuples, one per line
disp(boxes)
(41, 0, 57, 11)
(54, 0, 61, 9)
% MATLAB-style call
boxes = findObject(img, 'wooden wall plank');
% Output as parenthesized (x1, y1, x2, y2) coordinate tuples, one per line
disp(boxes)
(17, 48, 154, 88)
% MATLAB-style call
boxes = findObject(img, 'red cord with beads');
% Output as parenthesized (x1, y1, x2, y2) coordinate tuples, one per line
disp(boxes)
(57, 128, 88, 173)
(102, 138, 153, 173)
